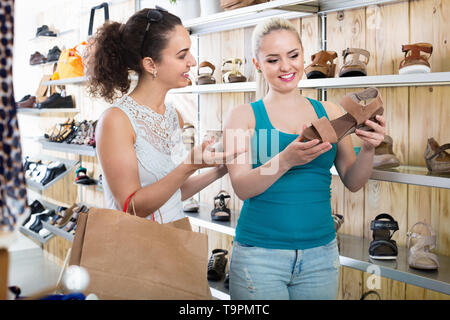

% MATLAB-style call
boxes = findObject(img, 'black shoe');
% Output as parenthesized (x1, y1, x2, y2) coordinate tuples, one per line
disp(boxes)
(30, 209, 55, 233)
(41, 162, 67, 186)
(36, 93, 74, 109)
(207, 249, 228, 281)
(47, 46, 61, 62)
(224, 273, 229, 290)
(36, 25, 56, 37)
(21, 200, 46, 226)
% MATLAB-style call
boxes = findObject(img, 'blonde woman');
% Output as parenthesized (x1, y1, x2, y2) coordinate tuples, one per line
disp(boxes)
(223, 18, 386, 299)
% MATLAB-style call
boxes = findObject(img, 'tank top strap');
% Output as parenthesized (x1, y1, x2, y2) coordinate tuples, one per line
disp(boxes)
(306, 97, 330, 120)
(250, 99, 273, 130)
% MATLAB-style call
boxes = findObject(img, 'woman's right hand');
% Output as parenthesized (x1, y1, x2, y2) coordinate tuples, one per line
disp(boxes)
(280, 125, 333, 169)
(185, 138, 246, 172)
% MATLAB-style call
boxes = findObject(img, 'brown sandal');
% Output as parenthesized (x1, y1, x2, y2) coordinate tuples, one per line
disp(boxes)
(196, 61, 216, 85)
(424, 138, 450, 173)
(305, 50, 338, 79)
(407, 222, 439, 270)
(399, 43, 432, 74)
(302, 87, 383, 143)
(373, 135, 400, 169)
(339, 48, 370, 77)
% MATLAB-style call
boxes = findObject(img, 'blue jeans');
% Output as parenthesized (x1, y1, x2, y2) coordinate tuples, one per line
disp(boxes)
(229, 238, 340, 300)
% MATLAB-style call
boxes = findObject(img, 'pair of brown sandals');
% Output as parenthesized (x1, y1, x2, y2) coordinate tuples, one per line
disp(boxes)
(305, 43, 433, 79)
(305, 48, 370, 79)
(374, 136, 450, 173)
(196, 59, 247, 85)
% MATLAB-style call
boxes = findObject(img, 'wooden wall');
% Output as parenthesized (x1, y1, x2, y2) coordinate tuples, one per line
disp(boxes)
(16, 0, 449, 300)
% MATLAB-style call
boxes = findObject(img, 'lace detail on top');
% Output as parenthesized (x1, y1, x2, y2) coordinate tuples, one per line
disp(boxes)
(113, 95, 185, 180)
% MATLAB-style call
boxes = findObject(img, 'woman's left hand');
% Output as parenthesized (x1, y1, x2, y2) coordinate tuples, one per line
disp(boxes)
(355, 115, 386, 150)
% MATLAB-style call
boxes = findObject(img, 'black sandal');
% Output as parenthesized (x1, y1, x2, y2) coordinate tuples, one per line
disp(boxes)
(211, 190, 231, 221)
(369, 213, 399, 260)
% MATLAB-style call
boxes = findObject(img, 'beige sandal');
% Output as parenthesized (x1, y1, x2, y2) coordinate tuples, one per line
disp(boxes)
(424, 138, 450, 174)
(407, 222, 439, 270)
(373, 135, 400, 169)
(339, 48, 370, 77)
(222, 58, 247, 83)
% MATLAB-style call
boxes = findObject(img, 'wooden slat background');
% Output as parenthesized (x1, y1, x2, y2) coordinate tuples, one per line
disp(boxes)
(16, 0, 449, 299)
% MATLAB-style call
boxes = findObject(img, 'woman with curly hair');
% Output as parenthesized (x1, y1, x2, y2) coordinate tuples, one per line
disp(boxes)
(86, 8, 241, 222)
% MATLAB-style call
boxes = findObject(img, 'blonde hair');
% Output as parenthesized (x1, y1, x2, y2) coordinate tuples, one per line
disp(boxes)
(252, 17, 303, 100)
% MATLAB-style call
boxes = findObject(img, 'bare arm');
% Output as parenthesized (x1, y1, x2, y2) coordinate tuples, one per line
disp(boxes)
(96, 107, 196, 217)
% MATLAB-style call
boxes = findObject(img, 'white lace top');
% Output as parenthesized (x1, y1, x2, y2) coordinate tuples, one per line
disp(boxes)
(101, 95, 188, 223)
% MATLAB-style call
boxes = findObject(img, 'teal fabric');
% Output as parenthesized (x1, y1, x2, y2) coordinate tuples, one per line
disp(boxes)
(235, 98, 337, 250)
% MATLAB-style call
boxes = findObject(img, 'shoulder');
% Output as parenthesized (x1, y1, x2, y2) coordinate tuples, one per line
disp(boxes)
(319, 100, 345, 120)
(224, 103, 255, 129)
(97, 107, 135, 140)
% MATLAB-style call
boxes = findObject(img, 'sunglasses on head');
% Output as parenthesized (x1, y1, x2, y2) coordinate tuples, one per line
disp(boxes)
(140, 6, 168, 58)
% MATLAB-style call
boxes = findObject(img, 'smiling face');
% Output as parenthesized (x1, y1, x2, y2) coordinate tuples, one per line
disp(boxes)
(154, 25, 197, 88)
(254, 29, 304, 94)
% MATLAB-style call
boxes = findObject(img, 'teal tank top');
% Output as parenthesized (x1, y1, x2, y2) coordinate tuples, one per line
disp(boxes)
(235, 98, 337, 250)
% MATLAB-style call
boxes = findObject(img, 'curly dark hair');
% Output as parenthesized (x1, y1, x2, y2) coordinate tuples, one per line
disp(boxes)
(85, 9, 182, 104)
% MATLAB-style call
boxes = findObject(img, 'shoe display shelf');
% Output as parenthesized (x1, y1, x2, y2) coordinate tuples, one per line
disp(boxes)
(209, 279, 230, 300)
(19, 225, 55, 244)
(41, 220, 74, 242)
(17, 107, 80, 114)
(29, 28, 76, 41)
(184, 203, 238, 237)
(19, 200, 60, 244)
(180, 0, 408, 35)
(30, 61, 58, 67)
(38, 137, 96, 157)
(25, 156, 80, 192)
(41, 74, 139, 86)
(330, 166, 450, 189)
(185, 207, 450, 295)
(169, 72, 450, 94)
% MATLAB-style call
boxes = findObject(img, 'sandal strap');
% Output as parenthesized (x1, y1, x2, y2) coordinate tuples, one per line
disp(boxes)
(408, 249, 439, 268)
(424, 142, 450, 160)
(340, 87, 383, 125)
(310, 117, 338, 144)
(342, 48, 370, 65)
(369, 239, 398, 255)
(406, 221, 437, 250)
(198, 61, 215, 75)
(402, 43, 433, 55)
(370, 213, 399, 231)
(310, 50, 337, 66)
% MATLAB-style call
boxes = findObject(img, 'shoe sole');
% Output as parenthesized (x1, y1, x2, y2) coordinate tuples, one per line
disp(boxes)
(398, 65, 430, 74)
(369, 255, 397, 260)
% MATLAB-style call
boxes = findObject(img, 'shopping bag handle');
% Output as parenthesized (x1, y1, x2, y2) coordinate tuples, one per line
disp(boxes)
(123, 191, 162, 223)
(123, 191, 137, 216)
(88, 2, 109, 36)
